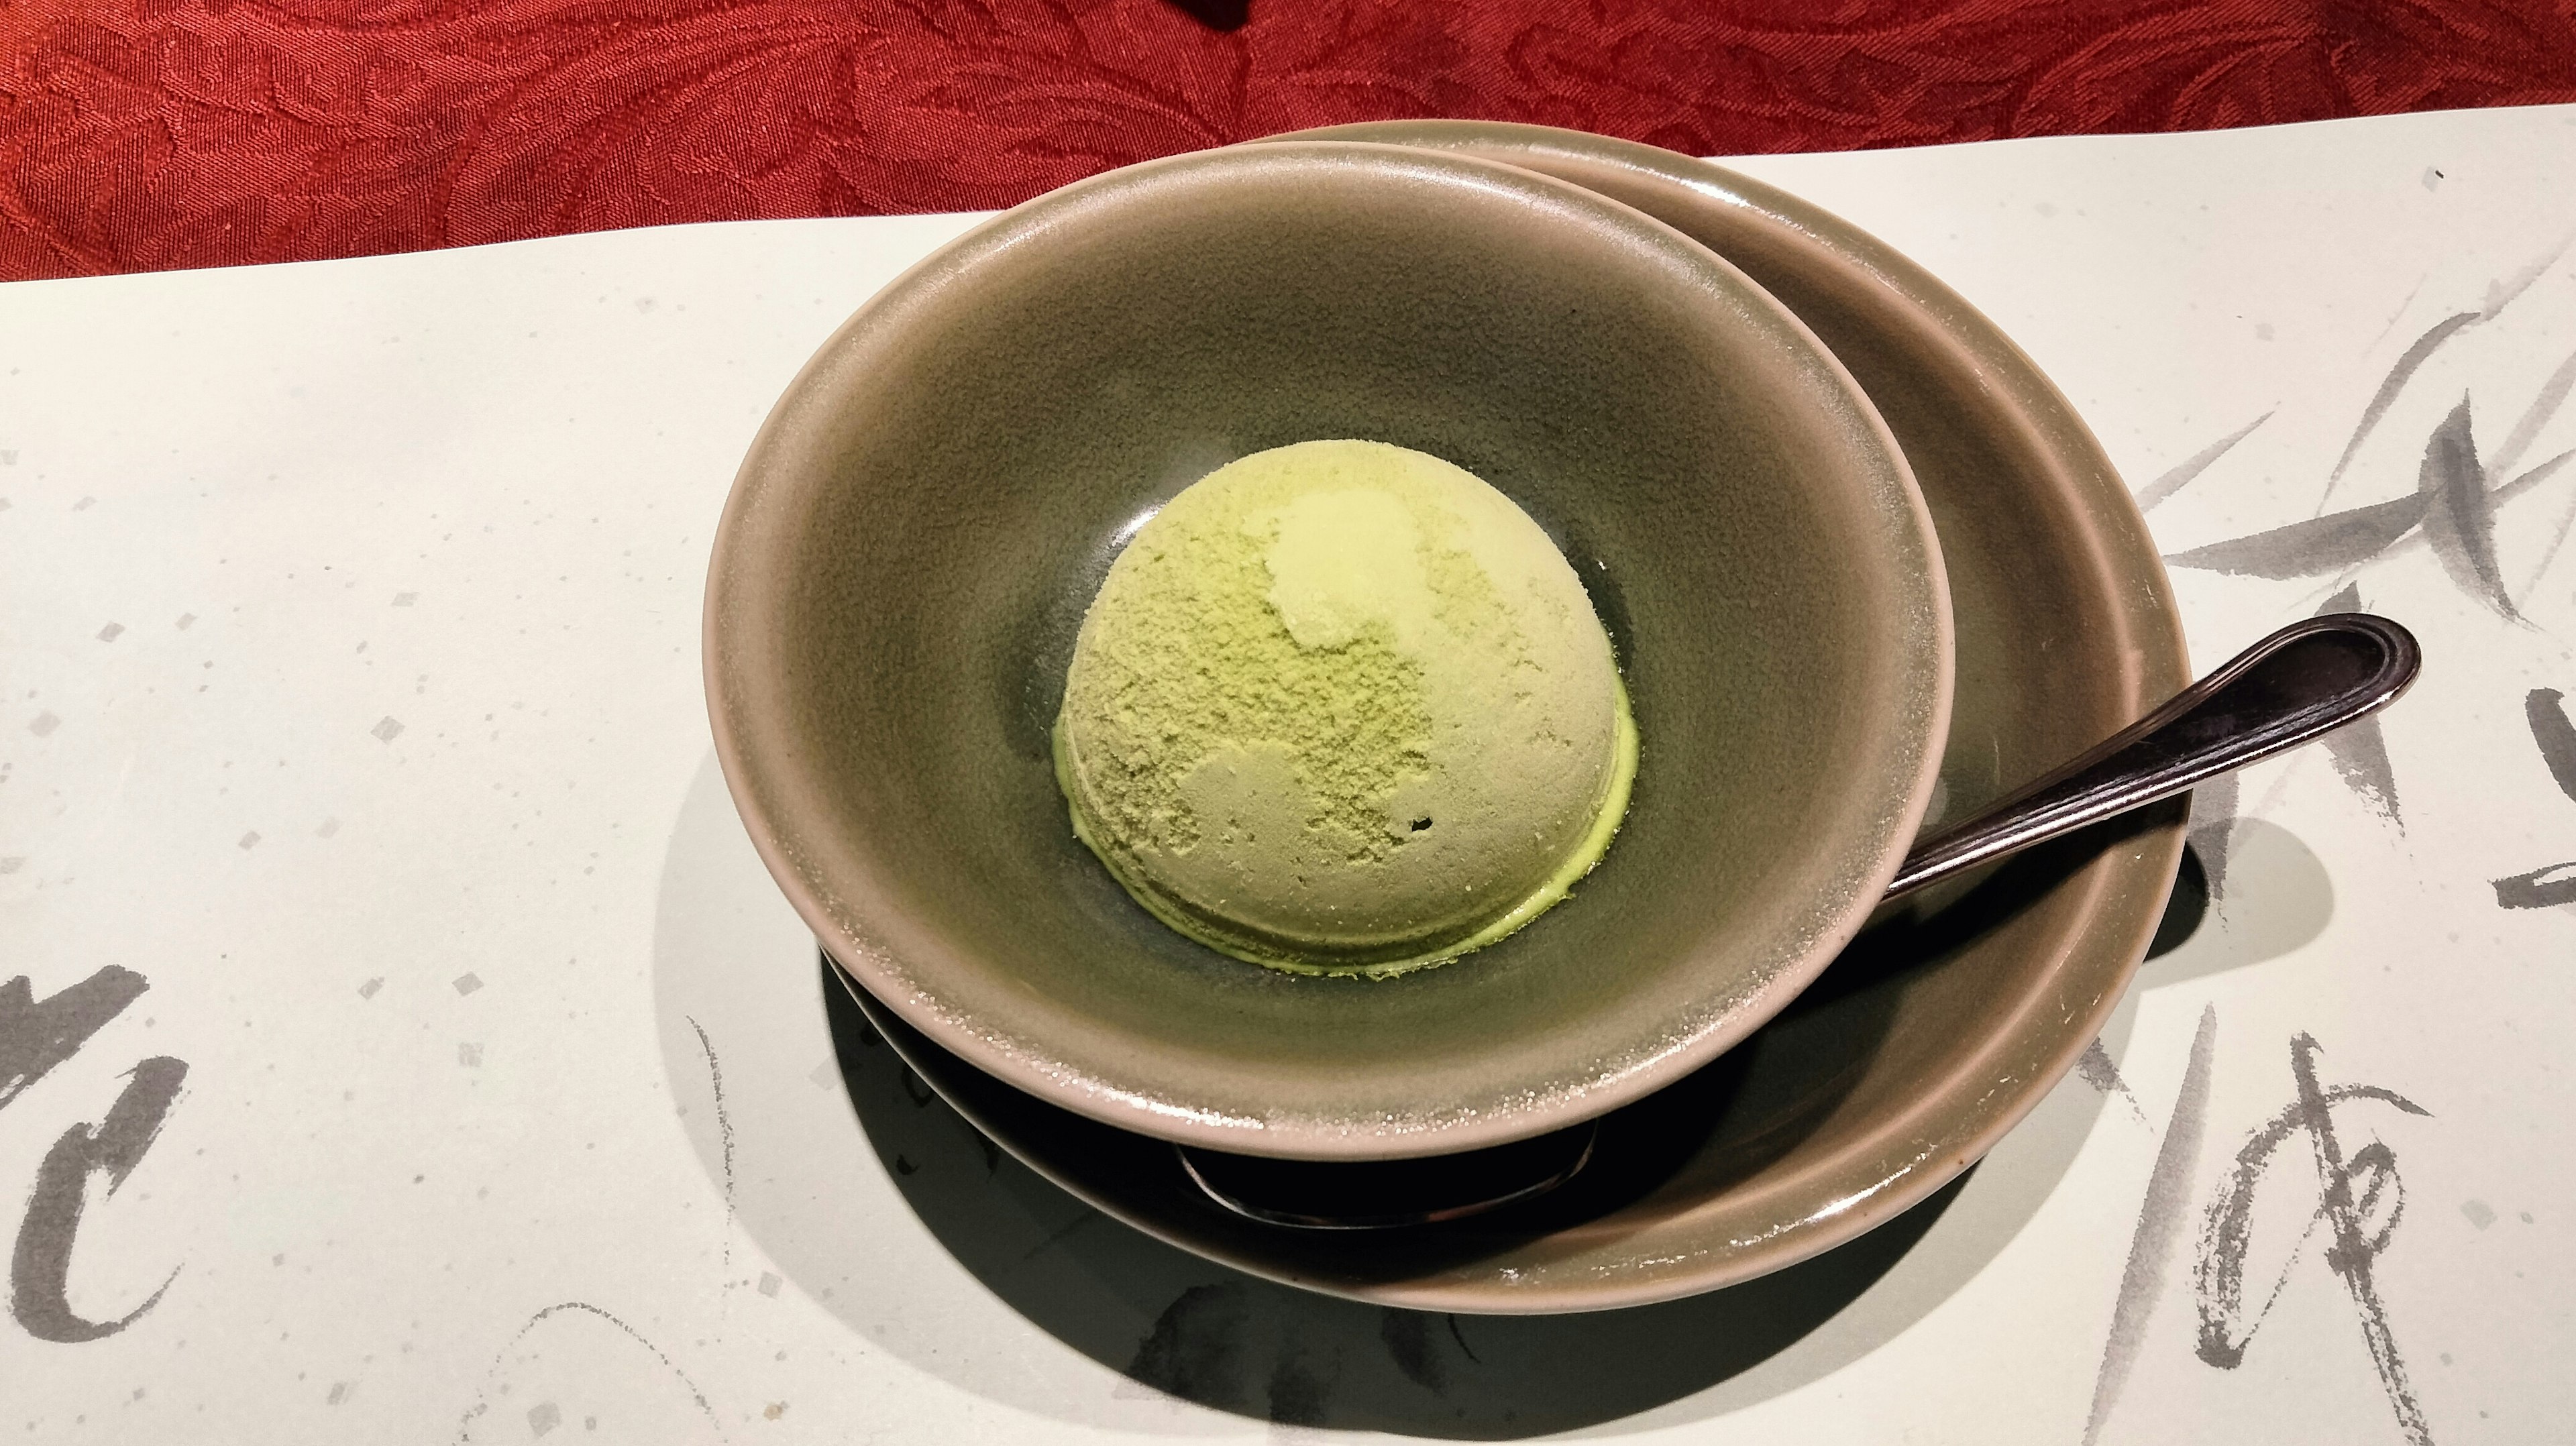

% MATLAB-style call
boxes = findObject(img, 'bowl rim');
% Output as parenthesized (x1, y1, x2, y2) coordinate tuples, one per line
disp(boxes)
(704, 138, 1954, 1160)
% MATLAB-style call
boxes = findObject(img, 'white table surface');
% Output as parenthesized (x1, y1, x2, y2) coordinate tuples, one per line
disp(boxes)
(3, 103, 2572, 1444)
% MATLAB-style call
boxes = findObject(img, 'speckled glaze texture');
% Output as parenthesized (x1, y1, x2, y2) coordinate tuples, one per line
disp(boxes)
(830, 122, 2191, 1312)
(706, 141, 1951, 1162)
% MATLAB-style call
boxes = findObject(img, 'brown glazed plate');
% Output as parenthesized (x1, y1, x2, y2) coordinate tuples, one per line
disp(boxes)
(835, 121, 2190, 1313)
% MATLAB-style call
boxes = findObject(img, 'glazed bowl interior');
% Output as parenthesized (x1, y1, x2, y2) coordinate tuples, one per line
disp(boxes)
(706, 142, 1949, 1160)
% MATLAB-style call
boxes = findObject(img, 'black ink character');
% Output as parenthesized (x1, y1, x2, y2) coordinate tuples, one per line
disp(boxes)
(11, 1056, 187, 1341)
(0, 967, 148, 1111)
(2194, 1033, 2433, 1445)
(0, 967, 186, 1341)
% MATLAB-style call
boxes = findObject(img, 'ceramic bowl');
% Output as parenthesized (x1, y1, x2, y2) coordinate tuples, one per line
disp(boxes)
(704, 141, 1951, 1160)
(828, 122, 2190, 1313)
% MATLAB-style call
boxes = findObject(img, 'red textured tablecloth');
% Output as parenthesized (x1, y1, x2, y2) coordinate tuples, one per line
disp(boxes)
(4, 0, 2573, 281)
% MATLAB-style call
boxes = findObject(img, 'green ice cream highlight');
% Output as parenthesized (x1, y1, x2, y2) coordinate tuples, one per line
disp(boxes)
(1053, 439, 1637, 977)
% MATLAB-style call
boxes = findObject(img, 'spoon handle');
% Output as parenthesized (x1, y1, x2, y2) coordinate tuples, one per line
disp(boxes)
(1886, 613, 2421, 901)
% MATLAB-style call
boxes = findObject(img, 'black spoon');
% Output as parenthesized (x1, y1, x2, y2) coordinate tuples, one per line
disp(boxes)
(1179, 612, 2421, 1231)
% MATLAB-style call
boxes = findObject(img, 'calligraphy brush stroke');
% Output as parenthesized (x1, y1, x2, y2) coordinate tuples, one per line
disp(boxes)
(2318, 238, 2565, 507)
(2498, 447, 2576, 506)
(2074, 1038, 2149, 1125)
(2508, 449, 2576, 590)
(2165, 492, 2429, 578)
(2524, 688, 2576, 802)
(2188, 398, 2531, 610)
(2491, 342, 2576, 476)
(455, 1301, 729, 1443)
(2418, 396, 2516, 618)
(2193, 1048, 2429, 1370)
(686, 1017, 735, 1274)
(2480, 235, 2569, 325)
(2188, 769, 2239, 907)
(2082, 1005, 2218, 1446)
(2299, 446, 2576, 610)
(2192, 1036, 2438, 1446)
(2282, 1037, 2434, 1446)
(9, 1056, 186, 1343)
(2136, 411, 2273, 513)
(2493, 860, 2576, 908)
(2313, 583, 2400, 823)
(2489, 689, 2576, 909)
(0, 966, 150, 1112)
(2322, 311, 2477, 493)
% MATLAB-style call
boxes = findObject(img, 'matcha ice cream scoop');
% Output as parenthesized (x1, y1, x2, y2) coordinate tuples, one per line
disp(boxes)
(1053, 439, 1637, 977)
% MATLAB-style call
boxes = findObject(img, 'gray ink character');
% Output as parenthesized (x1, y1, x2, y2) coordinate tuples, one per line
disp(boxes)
(2194, 1033, 2434, 1445)
(1, 967, 187, 1342)
(2491, 687, 2576, 907)
(11, 1056, 187, 1341)
(1, 968, 148, 1111)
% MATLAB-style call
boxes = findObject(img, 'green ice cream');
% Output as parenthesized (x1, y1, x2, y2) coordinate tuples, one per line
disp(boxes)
(1054, 440, 1637, 977)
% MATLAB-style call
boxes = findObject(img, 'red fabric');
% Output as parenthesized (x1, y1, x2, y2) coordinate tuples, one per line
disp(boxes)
(3, 1, 2573, 280)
